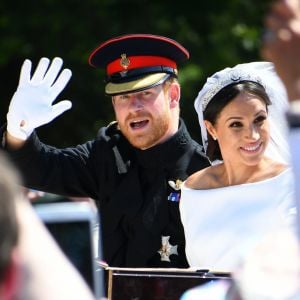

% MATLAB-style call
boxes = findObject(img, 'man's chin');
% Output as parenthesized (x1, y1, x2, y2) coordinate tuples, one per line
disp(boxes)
(127, 137, 152, 149)
(124, 132, 154, 149)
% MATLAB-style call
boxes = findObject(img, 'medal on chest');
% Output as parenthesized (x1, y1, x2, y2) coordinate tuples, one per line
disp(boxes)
(167, 179, 183, 202)
(157, 179, 183, 262)
(158, 235, 178, 262)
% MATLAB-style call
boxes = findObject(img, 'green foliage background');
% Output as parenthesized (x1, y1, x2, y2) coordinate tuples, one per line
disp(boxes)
(0, 0, 271, 146)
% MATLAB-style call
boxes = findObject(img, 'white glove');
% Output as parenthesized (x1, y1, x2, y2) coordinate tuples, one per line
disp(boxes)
(7, 57, 72, 140)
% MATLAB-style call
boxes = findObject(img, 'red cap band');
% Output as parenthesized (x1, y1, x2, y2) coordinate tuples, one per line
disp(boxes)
(107, 55, 177, 75)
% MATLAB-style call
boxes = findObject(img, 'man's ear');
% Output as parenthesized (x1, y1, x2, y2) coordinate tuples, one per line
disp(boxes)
(1, 248, 21, 300)
(168, 83, 180, 108)
(204, 120, 217, 140)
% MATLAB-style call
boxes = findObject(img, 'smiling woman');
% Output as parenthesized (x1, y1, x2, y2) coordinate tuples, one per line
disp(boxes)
(203, 81, 271, 170)
(179, 61, 297, 272)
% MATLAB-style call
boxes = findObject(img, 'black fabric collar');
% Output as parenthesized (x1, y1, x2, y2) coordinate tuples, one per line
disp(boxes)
(135, 119, 194, 169)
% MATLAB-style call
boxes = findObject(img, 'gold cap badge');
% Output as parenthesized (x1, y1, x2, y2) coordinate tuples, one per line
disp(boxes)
(120, 54, 130, 69)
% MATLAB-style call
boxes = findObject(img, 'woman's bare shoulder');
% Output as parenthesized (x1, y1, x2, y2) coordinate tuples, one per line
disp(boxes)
(185, 164, 223, 190)
(267, 161, 289, 179)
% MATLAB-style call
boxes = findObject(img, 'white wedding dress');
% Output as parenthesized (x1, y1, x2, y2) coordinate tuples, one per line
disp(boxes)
(180, 168, 296, 271)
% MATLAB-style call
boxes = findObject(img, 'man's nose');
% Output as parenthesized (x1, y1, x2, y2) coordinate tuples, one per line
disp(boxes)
(130, 95, 144, 109)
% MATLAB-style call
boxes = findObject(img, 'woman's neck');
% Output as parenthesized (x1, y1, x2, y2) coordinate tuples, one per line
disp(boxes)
(221, 156, 287, 186)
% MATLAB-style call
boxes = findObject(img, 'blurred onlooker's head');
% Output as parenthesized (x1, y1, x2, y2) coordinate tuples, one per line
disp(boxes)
(0, 151, 22, 299)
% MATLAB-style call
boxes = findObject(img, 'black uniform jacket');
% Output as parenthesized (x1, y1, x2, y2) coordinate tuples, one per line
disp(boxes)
(1, 119, 210, 268)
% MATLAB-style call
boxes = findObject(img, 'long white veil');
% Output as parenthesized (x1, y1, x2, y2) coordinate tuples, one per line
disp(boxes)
(194, 61, 290, 164)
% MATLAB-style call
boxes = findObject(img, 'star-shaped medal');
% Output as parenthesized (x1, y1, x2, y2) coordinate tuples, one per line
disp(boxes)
(158, 236, 178, 262)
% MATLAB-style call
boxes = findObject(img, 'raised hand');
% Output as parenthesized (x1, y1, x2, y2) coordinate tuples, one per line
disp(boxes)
(7, 57, 72, 140)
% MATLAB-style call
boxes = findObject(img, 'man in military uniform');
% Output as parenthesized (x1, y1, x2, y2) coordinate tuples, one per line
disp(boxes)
(2, 34, 210, 268)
